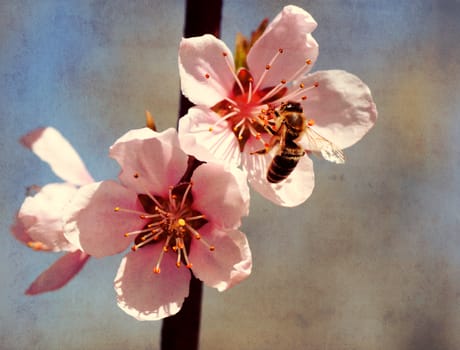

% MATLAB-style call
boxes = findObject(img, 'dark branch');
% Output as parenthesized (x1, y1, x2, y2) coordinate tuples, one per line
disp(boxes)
(161, 1, 223, 350)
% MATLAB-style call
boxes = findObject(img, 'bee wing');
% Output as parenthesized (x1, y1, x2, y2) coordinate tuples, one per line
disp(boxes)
(304, 127, 345, 164)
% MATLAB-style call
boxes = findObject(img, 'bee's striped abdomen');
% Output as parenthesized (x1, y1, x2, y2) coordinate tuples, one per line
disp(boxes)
(267, 148, 304, 183)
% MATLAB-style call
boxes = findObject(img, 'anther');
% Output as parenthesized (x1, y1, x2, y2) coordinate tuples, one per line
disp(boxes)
(133, 173, 139, 178)
(306, 59, 312, 65)
(314, 82, 319, 87)
(301, 96, 307, 100)
(278, 48, 284, 54)
(222, 52, 228, 57)
(308, 119, 315, 126)
(281, 79, 286, 84)
(205, 73, 210, 79)
(265, 64, 271, 70)
(299, 83, 305, 89)
(27, 241, 45, 251)
(153, 266, 161, 274)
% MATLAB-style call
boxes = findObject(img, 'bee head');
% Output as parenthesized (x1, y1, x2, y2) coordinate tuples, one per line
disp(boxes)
(280, 101, 303, 113)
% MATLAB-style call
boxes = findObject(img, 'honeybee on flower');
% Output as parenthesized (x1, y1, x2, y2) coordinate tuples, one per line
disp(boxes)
(178, 5, 377, 207)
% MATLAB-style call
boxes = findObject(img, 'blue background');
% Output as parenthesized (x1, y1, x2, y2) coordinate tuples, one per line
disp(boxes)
(1, 1, 460, 349)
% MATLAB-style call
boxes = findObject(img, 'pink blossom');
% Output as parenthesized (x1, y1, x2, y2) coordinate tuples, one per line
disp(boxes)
(63, 128, 252, 321)
(11, 127, 93, 295)
(178, 5, 377, 207)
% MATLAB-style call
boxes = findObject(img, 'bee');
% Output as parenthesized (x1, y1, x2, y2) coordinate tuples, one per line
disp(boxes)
(253, 101, 345, 183)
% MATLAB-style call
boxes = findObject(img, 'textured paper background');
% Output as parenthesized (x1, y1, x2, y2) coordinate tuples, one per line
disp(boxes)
(1, 1, 460, 349)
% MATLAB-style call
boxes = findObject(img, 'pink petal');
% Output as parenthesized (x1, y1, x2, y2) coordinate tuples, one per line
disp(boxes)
(178, 106, 241, 166)
(189, 224, 252, 292)
(248, 154, 315, 207)
(179, 34, 235, 106)
(191, 162, 249, 229)
(110, 128, 187, 198)
(16, 183, 78, 252)
(300, 70, 378, 149)
(25, 251, 90, 295)
(247, 5, 319, 89)
(114, 245, 191, 321)
(11, 212, 34, 247)
(63, 181, 143, 258)
(20, 127, 94, 186)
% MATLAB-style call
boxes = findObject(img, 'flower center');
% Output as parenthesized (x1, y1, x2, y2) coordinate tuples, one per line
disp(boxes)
(115, 175, 212, 274)
(205, 48, 318, 151)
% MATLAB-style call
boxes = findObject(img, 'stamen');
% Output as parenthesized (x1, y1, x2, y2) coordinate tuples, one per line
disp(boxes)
(232, 117, 246, 133)
(247, 122, 268, 147)
(132, 173, 164, 209)
(175, 238, 182, 268)
(179, 182, 193, 210)
(252, 48, 284, 93)
(168, 186, 177, 211)
(27, 241, 46, 251)
(258, 79, 287, 104)
(185, 223, 215, 251)
(246, 77, 253, 103)
(275, 82, 318, 104)
(152, 235, 173, 274)
(222, 51, 245, 95)
(208, 111, 239, 132)
(123, 227, 155, 237)
(140, 229, 164, 242)
(185, 214, 206, 222)
(237, 124, 246, 140)
(114, 206, 152, 219)
(282, 58, 315, 87)
(182, 245, 193, 269)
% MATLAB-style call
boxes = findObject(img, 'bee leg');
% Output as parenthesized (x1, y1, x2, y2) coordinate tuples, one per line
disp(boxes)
(250, 135, 280, 155)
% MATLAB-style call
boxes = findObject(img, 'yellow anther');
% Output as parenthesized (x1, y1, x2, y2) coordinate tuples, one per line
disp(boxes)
(178, 218, 186, 226)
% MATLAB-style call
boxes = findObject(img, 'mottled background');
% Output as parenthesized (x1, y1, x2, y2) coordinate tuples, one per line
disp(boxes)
(1, 1, 460, 349)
